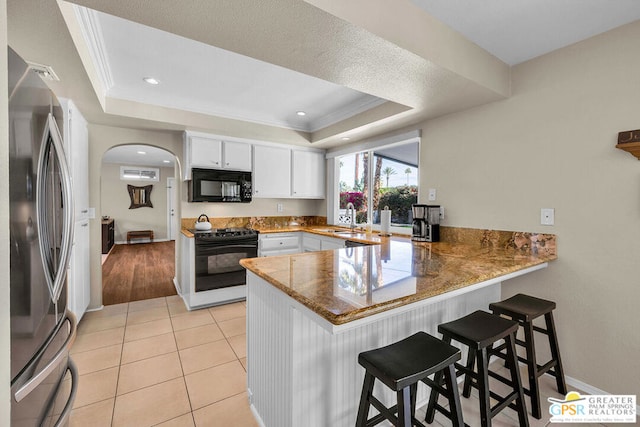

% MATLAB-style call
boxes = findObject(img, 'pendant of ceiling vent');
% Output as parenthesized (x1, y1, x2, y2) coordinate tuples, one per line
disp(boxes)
(26, 61, 60, 81)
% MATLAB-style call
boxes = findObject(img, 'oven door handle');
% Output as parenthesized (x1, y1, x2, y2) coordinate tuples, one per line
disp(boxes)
(198, 244, 257, 250)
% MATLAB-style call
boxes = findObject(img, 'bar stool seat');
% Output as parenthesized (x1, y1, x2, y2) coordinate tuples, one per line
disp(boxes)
(356, 331, 464, 427)
(489, 293, 567, 419)
(425, 311, 529, 427)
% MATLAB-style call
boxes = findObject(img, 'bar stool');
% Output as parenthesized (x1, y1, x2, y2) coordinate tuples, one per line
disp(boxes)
(356, 331, 464, 427)
(425, 310, 529, 427)
(489, 293, 567, 419)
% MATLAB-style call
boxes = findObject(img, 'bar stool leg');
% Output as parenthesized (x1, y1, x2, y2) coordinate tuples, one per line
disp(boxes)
(410, 383, 418, 420)
(425, 370, 443, 423)
(462, 348, 476, 398)
(522, 321, 541, 419)
(443, 364, 464, 427)
(506, 333, 530, 427)
(476, 348, 491, 427)
(397, 386, 412, 427)
(545, 312, 567, 395)
(355, 372, 375, 427)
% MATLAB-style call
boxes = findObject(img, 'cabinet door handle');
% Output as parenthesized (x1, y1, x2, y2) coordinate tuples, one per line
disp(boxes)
(81, 209, 88, 213)
(81, 223, 88, 227)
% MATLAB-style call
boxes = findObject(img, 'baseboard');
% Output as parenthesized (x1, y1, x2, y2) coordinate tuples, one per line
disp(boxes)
(564, 375, 640, 416)
(488, 357, 639, 416)
(85, 305, 104, 312)
(115, 238, 171, 245)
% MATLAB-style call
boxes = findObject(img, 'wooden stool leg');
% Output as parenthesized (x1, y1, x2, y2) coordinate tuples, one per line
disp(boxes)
(545, 312, 567, 395)
(425, 369, 443, 423)
(397, 386, 412, 427)
(476, 348, 491, 427)
(523, 320, 541, 419)
(410, 383, 418, 420)
(355, 372, 375, 427)
(443, 363, 464, 427)
(506, 333, 530, 427)
(462, 348, 476, 398)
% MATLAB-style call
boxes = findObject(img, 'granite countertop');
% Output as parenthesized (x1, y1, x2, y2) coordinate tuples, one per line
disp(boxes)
(180, 224, 386, 244)
(240, 230, 557, 325)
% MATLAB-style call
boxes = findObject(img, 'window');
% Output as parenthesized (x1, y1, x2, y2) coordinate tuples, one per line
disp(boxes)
(335, 140, 419, 232)
(120, 166, 160, 182)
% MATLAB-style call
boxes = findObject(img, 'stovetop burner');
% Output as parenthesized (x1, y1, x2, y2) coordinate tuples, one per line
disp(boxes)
(189, 227, 258, 241)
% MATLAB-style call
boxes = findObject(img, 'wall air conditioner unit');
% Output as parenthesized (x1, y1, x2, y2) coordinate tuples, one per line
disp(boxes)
(120, 166, 160, 182)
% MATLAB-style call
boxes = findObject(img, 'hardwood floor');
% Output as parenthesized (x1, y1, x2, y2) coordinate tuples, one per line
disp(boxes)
(102, 241, 177, 305)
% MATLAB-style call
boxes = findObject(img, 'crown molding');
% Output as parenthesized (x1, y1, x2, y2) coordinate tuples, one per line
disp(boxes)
(308, 96, 387, 132)
(73, 5, 113, 95)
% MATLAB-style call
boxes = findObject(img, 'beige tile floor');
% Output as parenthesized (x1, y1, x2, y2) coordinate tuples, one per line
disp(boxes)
(70, 296, 599, 427)
(69, 296, 257, 427)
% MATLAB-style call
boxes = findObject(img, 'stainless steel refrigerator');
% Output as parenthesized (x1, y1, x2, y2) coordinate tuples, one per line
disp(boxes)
(8, 46, 78, 426)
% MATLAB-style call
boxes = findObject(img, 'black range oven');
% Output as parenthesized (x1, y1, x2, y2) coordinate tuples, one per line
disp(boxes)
(189, 228, 258, 292)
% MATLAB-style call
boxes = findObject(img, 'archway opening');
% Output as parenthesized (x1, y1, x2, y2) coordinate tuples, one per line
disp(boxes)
(100, 144, 180, 305)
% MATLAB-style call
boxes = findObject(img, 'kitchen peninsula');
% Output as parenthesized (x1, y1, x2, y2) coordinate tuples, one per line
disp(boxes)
(240, 228, 556, 427)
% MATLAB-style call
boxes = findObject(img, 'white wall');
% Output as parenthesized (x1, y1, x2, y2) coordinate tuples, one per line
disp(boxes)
(100, 163, 175, 242)
(418, 21, 640, 396)
(1, 0, 11, 422)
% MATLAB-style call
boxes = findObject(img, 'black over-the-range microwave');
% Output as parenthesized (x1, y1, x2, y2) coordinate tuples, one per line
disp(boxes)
(188, 168, 253, 203)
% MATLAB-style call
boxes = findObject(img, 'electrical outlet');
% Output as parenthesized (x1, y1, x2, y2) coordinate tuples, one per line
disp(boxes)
(439, 206, 445, 220)
(541, 208, 554, 225)
(428, 188, 437, 201)
(277, 203, 283, 213)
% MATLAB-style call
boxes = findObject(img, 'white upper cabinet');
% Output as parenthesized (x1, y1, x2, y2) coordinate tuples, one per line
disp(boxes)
(190, 136, 223, 168)
(223, 140, 252, 170)
(292, 150, 325, 199)
(183, 131, 326, 199)
(253, 145, 291, 198)
(183, 131, 252, 179)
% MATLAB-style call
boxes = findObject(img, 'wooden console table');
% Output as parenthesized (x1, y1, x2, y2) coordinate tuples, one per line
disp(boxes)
(127, 230, 154, 243)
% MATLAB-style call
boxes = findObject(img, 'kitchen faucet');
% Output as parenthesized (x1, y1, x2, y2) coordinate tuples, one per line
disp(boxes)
(346, 202, 356, 230)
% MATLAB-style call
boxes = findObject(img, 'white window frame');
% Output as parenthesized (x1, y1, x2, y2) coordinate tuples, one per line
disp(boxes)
(120, 166, 160, 182)
(326, 130, 421, 236)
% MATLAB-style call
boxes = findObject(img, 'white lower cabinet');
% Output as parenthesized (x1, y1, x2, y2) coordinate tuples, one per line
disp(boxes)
(258, 233, 301, 257)
(259, 232, 348, 257)
(301, 233, 345, 252)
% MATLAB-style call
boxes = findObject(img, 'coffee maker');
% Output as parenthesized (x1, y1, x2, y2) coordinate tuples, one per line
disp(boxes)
(411, 204, 440, 242)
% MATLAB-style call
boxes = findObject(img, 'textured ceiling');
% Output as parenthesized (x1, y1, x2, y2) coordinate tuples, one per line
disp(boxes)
(8, 0, 638, 149)
(411, 0, 640, 65)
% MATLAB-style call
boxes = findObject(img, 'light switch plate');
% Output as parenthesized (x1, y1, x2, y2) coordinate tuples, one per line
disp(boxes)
(428, 188, 436, 201)
(541, 208, 554, 225)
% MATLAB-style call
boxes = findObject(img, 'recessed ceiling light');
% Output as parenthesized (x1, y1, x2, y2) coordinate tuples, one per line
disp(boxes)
(296, 111, 306, 116)
(137, 151, 147, 155)
(341, 137, 350, 141)
(143, 77, 160, 85)
(163, 160, 171, 163)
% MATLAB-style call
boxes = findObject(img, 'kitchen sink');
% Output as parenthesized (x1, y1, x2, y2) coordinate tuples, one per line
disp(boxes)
(312, 228, 351, 233)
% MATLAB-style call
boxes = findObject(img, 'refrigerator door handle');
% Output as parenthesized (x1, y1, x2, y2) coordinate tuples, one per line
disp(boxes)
(52, 358, 79, 427)
(36, 113, 74, 304)
(14, 311, 77, 403)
